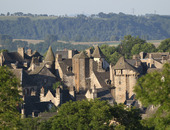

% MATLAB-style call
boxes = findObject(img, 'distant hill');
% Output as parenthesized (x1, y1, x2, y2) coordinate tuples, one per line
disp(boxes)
(0, 13, 170, 41)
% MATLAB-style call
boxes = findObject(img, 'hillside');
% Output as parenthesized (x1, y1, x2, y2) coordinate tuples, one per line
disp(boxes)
(0, 13, 170, 41)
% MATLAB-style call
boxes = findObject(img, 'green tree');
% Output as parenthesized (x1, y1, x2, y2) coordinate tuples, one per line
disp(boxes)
(0, 66, 22, 129)
(111, 104, 144, 130)
(134, 63, 170, 129)
(118, 35, 146, 58)
(50, 99, 113, 130)
(158, 38, 170, 52)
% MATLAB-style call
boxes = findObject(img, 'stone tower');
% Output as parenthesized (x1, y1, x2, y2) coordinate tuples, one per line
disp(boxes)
(72, 51, 89, 92)
(112, 57, 139, 104)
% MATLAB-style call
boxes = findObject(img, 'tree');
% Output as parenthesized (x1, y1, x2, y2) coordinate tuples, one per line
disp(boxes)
(117, 35, 146, 58)
(158, 38, 170, 52)
(0, 66, 22, 129)
(134, 63, 170, 129)
(50, 99, 113, 129)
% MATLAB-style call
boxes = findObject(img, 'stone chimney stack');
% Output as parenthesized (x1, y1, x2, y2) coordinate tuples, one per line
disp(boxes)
(68, 50, 73, 59)
(18, 47, 25, 58)
(27, 49, 32, 56)
(56, 54, 62, 62)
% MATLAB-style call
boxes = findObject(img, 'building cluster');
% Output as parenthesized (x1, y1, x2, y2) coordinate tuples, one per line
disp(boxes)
(0, 46, 169, 117)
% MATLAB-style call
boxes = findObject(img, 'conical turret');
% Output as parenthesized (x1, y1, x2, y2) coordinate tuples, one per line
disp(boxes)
(44, 46, 55, 63)
(92, 46, 105, 58)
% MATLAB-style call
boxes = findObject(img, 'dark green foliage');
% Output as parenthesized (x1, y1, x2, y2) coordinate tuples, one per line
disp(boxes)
(134, 63, 170, 129)
(100, 44, 121, 64)
(50, 99, 113, 130)
(0, 66, 22, 129)
(111, 104, 145, 130)
(158, 38, 170, 52)
(0, 13, 170, 41)
(117, 35, 147, 58)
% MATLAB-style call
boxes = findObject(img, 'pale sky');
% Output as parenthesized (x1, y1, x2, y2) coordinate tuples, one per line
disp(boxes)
(0, 0, 170, 16)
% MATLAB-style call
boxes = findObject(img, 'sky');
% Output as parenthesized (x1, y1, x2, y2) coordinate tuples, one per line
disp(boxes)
(0, 0, 170, 16)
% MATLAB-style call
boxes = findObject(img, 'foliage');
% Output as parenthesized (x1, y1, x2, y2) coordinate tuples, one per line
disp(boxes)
(49, 99, 113, 130)
(0, 66, 22, 129)
(157, 38, 170, 52)
(117, 35, 146, 58)
(111, 104, 145, 130)
(0, 13, 170, 41)
(134, 63, 170, 129)
(52, 81, 62, 90)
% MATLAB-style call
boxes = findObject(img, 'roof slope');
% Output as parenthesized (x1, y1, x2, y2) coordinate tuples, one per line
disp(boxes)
(73, 51, 88, 59)
(92, 46, 105, 58)
(114, 57, 138, 72)
(44, 46, 55, 62)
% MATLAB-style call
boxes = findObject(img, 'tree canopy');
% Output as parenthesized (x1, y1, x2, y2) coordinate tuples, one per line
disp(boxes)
(0, 13, 170, 41)
(134, 63, 170, 129)
(0, 66, 22, 129)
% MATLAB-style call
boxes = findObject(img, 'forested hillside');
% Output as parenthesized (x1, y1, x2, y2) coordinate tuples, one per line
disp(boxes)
(0, 12, 170, 41)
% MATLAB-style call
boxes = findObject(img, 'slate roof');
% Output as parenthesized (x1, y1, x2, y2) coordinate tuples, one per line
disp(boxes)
(92, 46, 105, 58)
(59, 59, 74, 76)
(114, 57, 138, 72)
(144, 52, 169, 59)
(2, 52, 24, 63)
(44, 46, 55, 62)
(97, 88, 114, 102)
(10, 68, 23, 81)
(29, 65, 45, 75)
(73, 51, 89, 59)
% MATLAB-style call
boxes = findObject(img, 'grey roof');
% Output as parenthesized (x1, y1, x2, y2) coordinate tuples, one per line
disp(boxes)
(144, 52, 169, 59)
(59, 59, 74, 76)
(29, 65, 45, 75)
(92, 46, 105, 58)
(44, 46, 55, 62)
(114, 57, 138, 72)
(10, 69, 23, 81)
(94, 71, 110, 88)
(97, 88, 114, 102)
(73, 51, 89, 59)
(2, 52, 24, 63)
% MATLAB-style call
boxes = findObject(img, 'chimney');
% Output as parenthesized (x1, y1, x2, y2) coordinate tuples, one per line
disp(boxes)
(68, 50, 73, 59)
(18, 47, 25, 58)
(27, 49, 32, 56)
(56, 54, 62, 62)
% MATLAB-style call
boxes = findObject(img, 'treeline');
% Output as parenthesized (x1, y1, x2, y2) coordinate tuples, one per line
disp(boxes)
(100, 35, 170, 64)
(0, 34, 90, 54)
(0, 12, 170, 41)
(1, 34, 169, 65)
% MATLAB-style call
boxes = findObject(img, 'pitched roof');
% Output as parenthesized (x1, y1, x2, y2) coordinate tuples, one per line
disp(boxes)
(73, 51, 88, 59)
(114, 57, 138, 72)
(92, 46, 105, 58)
(59, 59, 74, 76)
(44, 46, 55, 62)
